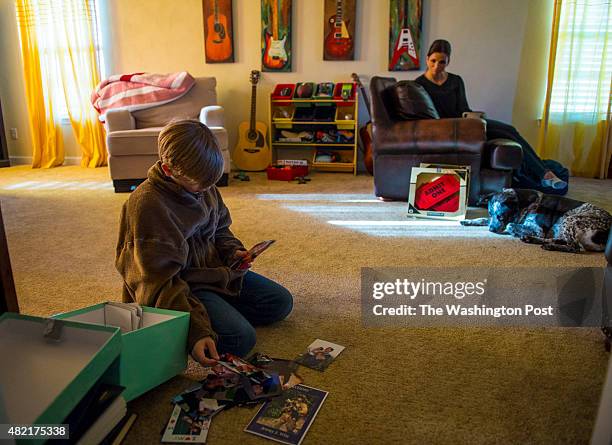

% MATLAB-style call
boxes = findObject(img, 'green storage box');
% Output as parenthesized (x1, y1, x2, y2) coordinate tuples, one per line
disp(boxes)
(0, 313, 121, 445)
(54, 303, 189, 402)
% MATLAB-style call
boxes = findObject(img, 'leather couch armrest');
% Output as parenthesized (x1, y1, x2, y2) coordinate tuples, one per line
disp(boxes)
(105, 109, 135, 132)
(373, 118, 485, 155)
(200, 105, 224, 128)
(485, 138, 523, 170)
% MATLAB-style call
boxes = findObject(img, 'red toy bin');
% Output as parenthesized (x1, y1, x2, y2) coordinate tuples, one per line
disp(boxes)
(333, 82, 356, 101)
(267, 162, 309, 181)
(272, 83, 296, 100)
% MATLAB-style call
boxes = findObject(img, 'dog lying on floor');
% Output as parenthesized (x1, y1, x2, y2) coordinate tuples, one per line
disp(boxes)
(461, 188, 612, 253)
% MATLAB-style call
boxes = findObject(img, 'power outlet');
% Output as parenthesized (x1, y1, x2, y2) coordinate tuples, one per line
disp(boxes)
(10, 128, 18, 140)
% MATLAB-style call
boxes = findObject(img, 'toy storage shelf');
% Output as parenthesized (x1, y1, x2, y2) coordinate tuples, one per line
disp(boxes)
(273, 143, 354, 147)
(269, 83, 359, 175)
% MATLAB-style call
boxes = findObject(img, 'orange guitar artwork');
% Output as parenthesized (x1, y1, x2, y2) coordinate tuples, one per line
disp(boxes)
(324, 0, 353, 60)
(205, 0, 233, 62)
(263, 0, 289, 70)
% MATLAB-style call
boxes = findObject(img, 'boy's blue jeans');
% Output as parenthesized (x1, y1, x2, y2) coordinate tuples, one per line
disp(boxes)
(194, 271, 293, 357)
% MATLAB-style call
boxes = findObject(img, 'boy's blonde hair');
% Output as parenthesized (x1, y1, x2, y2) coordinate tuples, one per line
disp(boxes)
(158, 120, 224, 188)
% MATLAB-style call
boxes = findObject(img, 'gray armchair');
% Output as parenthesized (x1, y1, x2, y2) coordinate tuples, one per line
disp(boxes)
(105, 77, 230, 192)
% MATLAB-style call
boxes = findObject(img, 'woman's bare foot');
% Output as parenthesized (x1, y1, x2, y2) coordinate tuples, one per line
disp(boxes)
(541, 170, 567, 190)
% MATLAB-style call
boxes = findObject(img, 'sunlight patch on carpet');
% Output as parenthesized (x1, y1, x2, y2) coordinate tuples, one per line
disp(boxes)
(328, 219, 495, 237)
(265, 193, 491, 237)
(3, 180, 114, 190)
(257, 193, 381, 202)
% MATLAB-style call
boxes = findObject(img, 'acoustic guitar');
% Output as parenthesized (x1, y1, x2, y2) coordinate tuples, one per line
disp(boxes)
(205, 0, 232, 62)
(232, 70, 271, 171)
(324, 0, 353, 60)
(263, 0, 288, 70)
(389, 0, 419, 70)
(351, 73, 373, 175)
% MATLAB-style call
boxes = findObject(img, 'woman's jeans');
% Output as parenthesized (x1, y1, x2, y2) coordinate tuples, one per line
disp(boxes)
(194, 271, 293, 357)
(485, 119, 547, 180)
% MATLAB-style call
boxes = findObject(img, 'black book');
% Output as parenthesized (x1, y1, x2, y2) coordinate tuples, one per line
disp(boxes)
(58, 382, 125, 444)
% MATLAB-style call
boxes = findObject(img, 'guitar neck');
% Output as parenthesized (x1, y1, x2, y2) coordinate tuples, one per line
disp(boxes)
(359, 84, 371, 117)
(336, 0, 342, 24)
(352, 74, 372, 117)
(213, 0, 218, 22)
(272, 0, 279, 39)
(249, 84, 257, 131)
(402, 0, 409, 27)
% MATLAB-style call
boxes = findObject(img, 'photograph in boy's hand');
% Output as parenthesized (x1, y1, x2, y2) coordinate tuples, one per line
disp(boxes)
(230, 239, 276, 270)
(294, 339, 345, 371)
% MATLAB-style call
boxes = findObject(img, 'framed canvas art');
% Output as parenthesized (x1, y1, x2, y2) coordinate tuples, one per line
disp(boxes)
(389, 0, 422, 71)
(323, 0, 356, 61)
(203, 0, 234, 63)
(262, 0, 292, 72)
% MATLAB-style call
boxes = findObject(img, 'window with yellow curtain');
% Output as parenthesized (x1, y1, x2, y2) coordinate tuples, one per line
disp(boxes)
(15, 0, 107, 168)
(539, 0, 612, 179)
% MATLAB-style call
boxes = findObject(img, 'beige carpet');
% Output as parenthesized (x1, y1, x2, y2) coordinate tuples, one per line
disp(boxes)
(1, 165, 611, 445)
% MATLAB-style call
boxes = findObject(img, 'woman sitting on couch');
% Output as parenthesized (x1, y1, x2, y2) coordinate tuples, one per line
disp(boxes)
(414, 39, 568, 194)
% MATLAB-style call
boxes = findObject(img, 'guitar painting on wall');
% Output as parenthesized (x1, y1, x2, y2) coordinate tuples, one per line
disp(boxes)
(389, 0, 422, 71)
(324, 0, 356, 61)
(261, 0, 292, 72)
(203, 0, 234, 63)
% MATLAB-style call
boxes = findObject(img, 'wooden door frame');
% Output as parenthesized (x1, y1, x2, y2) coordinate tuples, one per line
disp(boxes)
(0, 202, 18, 314)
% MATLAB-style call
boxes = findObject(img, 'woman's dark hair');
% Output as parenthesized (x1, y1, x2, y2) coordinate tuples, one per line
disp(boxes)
(427, 39, 451, 57)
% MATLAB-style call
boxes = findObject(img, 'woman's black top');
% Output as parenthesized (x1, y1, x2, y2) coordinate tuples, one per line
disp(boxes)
(414, 73, 471, 118)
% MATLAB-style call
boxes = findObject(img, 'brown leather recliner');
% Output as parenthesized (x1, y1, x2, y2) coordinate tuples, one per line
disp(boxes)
(370, 76, 524, 205)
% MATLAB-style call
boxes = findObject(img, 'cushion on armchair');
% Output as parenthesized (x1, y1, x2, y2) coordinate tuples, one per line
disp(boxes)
(391, 81, 440, 121)
(131, 77, 218, 128)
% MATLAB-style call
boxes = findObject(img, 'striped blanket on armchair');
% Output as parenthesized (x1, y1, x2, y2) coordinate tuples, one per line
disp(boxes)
(91, 71, 195, 120)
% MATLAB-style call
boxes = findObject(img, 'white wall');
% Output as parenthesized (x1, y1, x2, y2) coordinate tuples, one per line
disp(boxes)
(1, 0, 545, 163)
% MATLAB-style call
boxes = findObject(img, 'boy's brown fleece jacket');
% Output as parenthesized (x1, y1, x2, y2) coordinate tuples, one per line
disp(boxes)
(116, 161, 245, 352)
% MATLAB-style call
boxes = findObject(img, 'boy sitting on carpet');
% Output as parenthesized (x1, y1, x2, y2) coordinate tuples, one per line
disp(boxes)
(115, 120, 293, 366)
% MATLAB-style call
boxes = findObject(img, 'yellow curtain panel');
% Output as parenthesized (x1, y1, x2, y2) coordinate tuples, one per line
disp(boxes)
(538, 0, 612, 178)
(15, 0, 107, 168)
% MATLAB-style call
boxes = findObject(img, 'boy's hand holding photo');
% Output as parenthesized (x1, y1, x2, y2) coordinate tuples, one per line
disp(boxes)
(191, 336, 220, 367)
(231, 249, 253, 271)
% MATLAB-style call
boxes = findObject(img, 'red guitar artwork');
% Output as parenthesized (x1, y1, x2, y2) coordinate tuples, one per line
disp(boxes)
(389, 0, 420, 70)
(324, 0, 353, 60)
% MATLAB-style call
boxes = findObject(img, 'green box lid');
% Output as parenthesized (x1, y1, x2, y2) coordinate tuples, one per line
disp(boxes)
(0, 313, 121, 426)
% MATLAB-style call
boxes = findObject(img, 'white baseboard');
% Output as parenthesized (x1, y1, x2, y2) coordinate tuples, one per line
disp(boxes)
(63, 157, 81, 166)
(9, 156, 81, 166)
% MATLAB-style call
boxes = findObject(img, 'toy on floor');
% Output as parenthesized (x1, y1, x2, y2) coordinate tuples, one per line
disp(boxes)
(293, 176, 311, 184)
(233, 171, 250, 182)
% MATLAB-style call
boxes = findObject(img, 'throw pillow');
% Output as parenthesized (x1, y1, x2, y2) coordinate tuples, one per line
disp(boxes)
(392, 80, 440, 120)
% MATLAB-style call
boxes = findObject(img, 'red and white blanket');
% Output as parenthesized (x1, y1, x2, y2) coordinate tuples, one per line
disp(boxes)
(91, 71, 195, 120)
